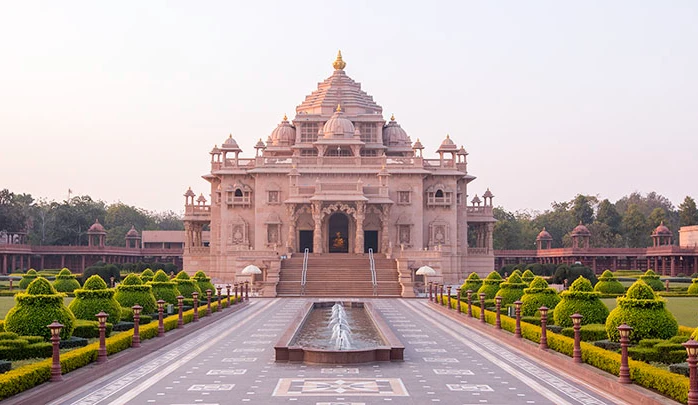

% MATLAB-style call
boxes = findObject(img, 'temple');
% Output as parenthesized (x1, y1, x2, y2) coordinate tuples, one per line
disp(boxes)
(182, 51, 496, 296)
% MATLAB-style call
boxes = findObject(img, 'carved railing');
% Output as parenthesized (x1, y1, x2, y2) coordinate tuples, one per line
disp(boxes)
(301, 248, 309, 295)
(369, 248, 377, 296)
(468, 247, 489, 256)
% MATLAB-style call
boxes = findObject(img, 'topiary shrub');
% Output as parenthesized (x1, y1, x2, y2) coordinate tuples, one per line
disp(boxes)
(594, 270, 625, 294)
(193, 271, 215, 295)
(4, 278, 76, 341)
(494, 274, 527, 306)
(72, 319, 113, 339)
(19, 269, 39, 290)
(639, 269, 664, 291)
(460, 273, 482, 297)
(508, 269, 522, 279)
(114, 274, 157, 314)
(607, 280, 678, 343)
(687, 278, 698, 294)
(52, 268, 81, 293)
(147, 270, 181, 305)
(82, 264, 120, 285)
(140, 268, 154, 283)
(560, 324, 607, 341)
(520, 276, 561, 317)
(553, 276, 609, 327)
(521, 269, 535, 285)
(174, 271, 201, 298)
(68, 275, 122, 324)
(477, 271, 503, 300)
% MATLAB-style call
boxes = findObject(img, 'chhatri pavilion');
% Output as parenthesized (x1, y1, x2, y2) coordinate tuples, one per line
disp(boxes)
(183, 52, 495, 296)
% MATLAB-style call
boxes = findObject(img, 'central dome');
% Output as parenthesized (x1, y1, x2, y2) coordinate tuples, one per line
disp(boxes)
(322, 105, 355, 138)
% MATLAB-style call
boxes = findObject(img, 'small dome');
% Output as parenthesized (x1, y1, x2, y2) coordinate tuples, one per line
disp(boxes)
(126, 225, 139, 238)
(269, 115, 296, 146)
(571, 221, 591, 236)
(88, 219, 106, 234)
(210, 144, 220, 154)
(221, 134, 241, 151)
(653, 221, 672, 236)
(536, 227, 553, 241)
(482, 188, 494, 199)
(184, 187, 196, 197)
(457, 145, 468, 156)
(254, 138, 266, 149)
(412, 138, 424, 150)
(383, 114, 411, 146)
(197, 193, 207, 203)
(437, 134, 457, 152)
(471, 195, 481, 205)
(322, 105, 355, 138)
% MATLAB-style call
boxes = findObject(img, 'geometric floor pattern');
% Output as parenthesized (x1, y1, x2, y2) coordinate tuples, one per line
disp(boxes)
(48, 298, 629, 405)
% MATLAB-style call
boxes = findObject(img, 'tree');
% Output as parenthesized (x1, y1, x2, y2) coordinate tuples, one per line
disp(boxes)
(596, 199, 622, 234)
(104, 203, 153, 246)
(622, 204, 650, 247)
(679, 196, 698, 227)
(648, 207, 667, 228)
(0, 189, 33, 235)
(571, 194, 596, 225)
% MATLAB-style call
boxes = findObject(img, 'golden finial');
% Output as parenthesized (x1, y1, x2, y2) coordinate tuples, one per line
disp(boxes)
(333, 50, 346, 70)
(336, 104, 342, 112)
(446, 134, 450, 139)
(283, 113, 287, 121)
(390, 114, 395, 121)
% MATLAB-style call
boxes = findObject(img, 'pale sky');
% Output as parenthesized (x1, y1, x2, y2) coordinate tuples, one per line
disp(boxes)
(1, 1, 696, 214)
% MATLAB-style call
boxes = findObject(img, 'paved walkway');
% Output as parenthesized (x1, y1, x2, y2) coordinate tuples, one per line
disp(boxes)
(48, 298, 629, 405)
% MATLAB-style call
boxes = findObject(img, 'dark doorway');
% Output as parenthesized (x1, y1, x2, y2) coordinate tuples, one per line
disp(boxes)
(299, 230, 313, 253)
(328, 213, 349, 253)
(364, 230, 379, 253)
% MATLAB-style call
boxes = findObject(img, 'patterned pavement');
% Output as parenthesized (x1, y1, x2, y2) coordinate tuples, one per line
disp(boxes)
(48, 298, 628, 405)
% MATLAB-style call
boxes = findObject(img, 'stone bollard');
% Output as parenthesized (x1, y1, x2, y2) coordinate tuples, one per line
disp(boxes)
(206, 289, 212, 316)
(132, 304, 143, 347)
(192, 292, 199, 322)
(157, 300, 165, 337)
(48, 321, 64, 382)
(478, 293, 486, 323)
(96, 311, 108, 363)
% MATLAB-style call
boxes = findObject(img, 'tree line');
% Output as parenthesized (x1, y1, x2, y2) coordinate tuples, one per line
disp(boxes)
(0, 189, 183, 247)
(494, 192, 698, 250)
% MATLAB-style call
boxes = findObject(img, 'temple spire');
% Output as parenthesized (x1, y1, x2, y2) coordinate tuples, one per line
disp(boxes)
(333, 50, 346, 70)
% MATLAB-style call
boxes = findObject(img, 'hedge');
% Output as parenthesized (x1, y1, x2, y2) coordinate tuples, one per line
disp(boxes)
(174, 271, 202, 298)
(460, 273, 482, 297)
(52, 268, 81, 293)
(477, 271, 503, 300)
(147, 270, 181, 305)
(520, 277, 560, 317)
(494, 273, 527, 306)
(68, 275, 122, 324)
(553, 276, 609, 327)
(19, 270, 39, 290)
(72, 320, 113, 339)
(193, 271, 216, 295)
(639, 269, 664, 291)
(559, 324, 607, 342)
(594, 270, 625, 294)
(114, 274, 157, 314)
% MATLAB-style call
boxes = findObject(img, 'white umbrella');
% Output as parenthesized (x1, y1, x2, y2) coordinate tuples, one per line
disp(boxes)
(415, 266, 436, 276)
(241, 265, 262, 275)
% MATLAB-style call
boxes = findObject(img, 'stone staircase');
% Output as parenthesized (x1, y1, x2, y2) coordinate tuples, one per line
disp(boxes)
(276, 253, 402, 297)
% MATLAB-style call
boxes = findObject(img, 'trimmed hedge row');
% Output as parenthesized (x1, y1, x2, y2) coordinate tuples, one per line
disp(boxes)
(435, 294, 690, 403)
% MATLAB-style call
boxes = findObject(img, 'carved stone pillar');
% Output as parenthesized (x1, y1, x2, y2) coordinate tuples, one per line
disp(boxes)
(286, 204, 297, 252)
(355, 202, 366, 253)
(312, 202, 322, 253)
(487, 223, 494, 252)
(380, 204, 391, 253)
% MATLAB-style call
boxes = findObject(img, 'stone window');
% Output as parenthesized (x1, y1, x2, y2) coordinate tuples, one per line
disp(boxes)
(268, 190, 280, 204)
(300, 123, 319, 143)
(226, 184, 252, 207)
(456, 193, 462, 206)
(300, 149, 318, 156)
(267, 224, 280, 245)
(426, 185, 452, 206)
(398, 191, 411, 204)
(398, 225, 411, 245)
(358, 123, 375, 143)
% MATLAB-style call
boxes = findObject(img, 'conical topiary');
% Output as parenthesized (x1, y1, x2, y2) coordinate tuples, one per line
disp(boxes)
(477, 271, 504, 300)
(53, 268, 81, 293)
(688, 278, 698, 294)
(520, 276, 561, 316)
(509, 269, 522, 279)
(19, 269, 39, 289)
(494, 274, 527, 306)
(607, 280, 678, 343)
(140, 268, 155, 283)
(174, 270, 201, 298)
(147, 270, 181, 305)
(193, 271, 216, 295)
(553, 276, 609, 327)
(460, 273, 482, 298)
(594, 270, 625, 294)
(521, 269, 535, 285)
(68, 275, 122, 324)
(639, 269, 663, 291)
(4, 278, 76, 340)
(114, 273, 157, 314)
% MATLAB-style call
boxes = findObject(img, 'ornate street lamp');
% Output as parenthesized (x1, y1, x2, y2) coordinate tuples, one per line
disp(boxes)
(539, 306, 549, 350)
(132, 304, 143, 347)
(192, 291, 199, 322)
(206, 289, 212, 316)
(48, 321, 63, 382)
(617, 324, 633, 384)
(447, 286, 452, 309)
(571, 313, 583, 363)
(245, 281, 250, 300)
(157, 300, 165, 337)
(176, 296, 184, 328)
(513, 301, 522, 338)
(428, 281, 433, 301)
(226, 284, 232, 307)
(466, 290, 473, 317)
(456, 287, 462, 313)
(234, 283, 239, 302)
(495, 296, 502, 329)
(216, 286, 222, 310)
(96, 311, 109, 364)
(683, 339, 698, 405)
(478, 293, 486, 323)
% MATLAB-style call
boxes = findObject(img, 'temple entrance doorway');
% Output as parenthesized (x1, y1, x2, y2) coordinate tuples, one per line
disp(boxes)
(364, 231, 379, 253)
(328, 213, 349, 253)
(299, 230, 313, 253)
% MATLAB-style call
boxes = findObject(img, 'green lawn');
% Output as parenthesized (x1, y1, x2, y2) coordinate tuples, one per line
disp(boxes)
(0, 296, 73, 320)
(601, 297, 698, 328)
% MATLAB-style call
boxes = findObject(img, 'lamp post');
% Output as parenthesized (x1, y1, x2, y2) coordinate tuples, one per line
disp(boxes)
(428, 282, 433, 301)
(132, 304, 142, 347)
(683, 339, 698, 405)
(457, 287, 462, 313)
(48, 321, 63, 382)
(514, 301, 522, 338)
(617, 323, 632, 384)
(245, 281, 250, 300)
(176, 296, 184, 328)
(157, 300, 165, 337)
(495, 296, 502, 329)
(234, 283, 239, 302)
(206, 289, 212, 316)
(216, 286, 222, 310)
(571, 313, 583, 363)
(226, 284, 232, 307)
(439, 284, 444, 305)
(539, 306, 549, 350)
(447, 286, 452, 309)
(466, 290, 473, 317)
(478, 293, 486, 323)
(96, 311, 108, 364)
(192, 291, 199, 322)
